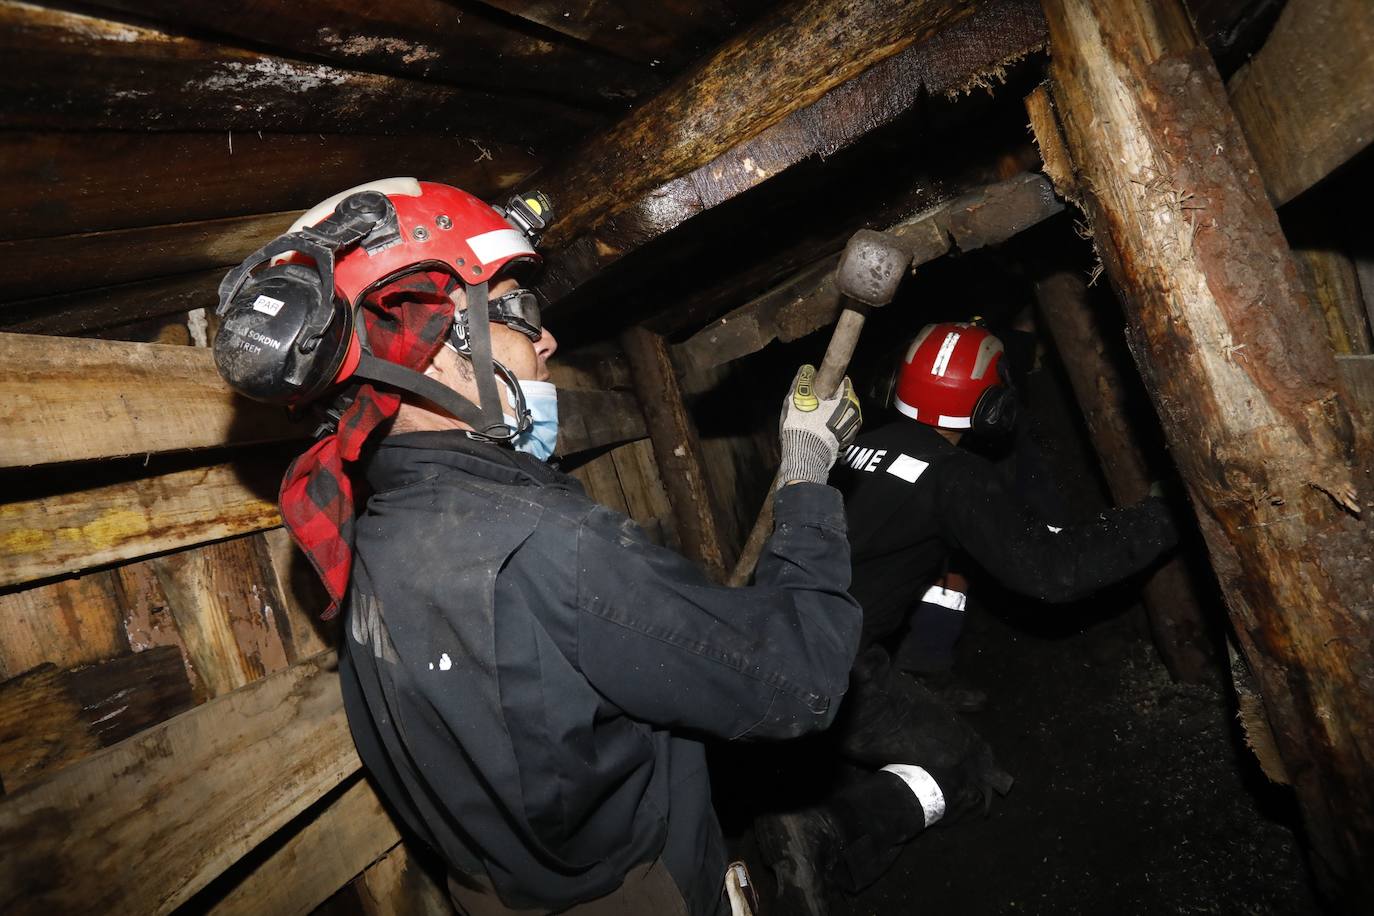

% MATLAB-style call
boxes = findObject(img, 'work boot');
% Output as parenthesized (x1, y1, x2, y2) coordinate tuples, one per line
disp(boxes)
(754, 807, 842, 916)
(909, 668, 989, 714)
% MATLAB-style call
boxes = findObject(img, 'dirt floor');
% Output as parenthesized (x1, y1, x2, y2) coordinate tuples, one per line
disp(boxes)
(825, 600, 1322, 916)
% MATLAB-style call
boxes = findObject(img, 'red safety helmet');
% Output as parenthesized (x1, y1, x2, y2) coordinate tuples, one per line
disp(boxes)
(893, 322, 1012, 433)
(279, 178, 542, 301)
(214, 178, 550, 439)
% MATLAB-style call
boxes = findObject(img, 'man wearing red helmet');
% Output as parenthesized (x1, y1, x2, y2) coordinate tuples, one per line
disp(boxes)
(758, 321, 1178, 915)
(215, 180, 871, 916)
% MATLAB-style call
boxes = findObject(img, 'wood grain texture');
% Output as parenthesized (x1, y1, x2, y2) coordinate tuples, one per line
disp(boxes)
(0, 462, 281, 589)
(540, 0, 1049, 300)
(0, 651, 357, 915)
(79, 0, 656, 106)
(0, 333, 301, 468)
(621, 327, 727, 579)
(354, 841, 452, 916)
(555, 388, 649, 455)
(1292, 248, 1374, 356)
(0, 573, 128, 680)
(0, 646, 195, 793)
(0, 210, 295, 301)
(0, 269, 225, 336)
(1044, 0, 1374, 901)
(0, 2, 594, 139)
(116, 559, 207, 701)
(674, 173, 1060, 376)
(208, 777, 400, 916)
(475, 0, 768, 69)
(149, 535, 291, 698)
(0, 132, 539, 243)
(1228, 0, 1374, 205)
(261, 527, 335, 662)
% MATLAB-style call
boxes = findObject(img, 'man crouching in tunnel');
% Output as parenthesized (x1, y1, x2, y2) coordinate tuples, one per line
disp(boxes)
(756, 320, 1180, 914)
(209, 178, 932, 916)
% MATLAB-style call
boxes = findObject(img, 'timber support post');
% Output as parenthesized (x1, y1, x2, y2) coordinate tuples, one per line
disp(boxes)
(1040, 0, 1374, 905)
(620, 326, 729, 580)
(1033, 271, 1215, 683)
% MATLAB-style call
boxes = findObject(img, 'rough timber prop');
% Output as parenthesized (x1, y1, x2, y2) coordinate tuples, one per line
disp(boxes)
(1040, 0, 1374, 904)
(536, 0, 1050, 302)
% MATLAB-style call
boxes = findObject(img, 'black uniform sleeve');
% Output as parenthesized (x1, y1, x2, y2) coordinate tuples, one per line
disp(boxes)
(574, 483, 862, 741)
(934, 454, 1177, 602)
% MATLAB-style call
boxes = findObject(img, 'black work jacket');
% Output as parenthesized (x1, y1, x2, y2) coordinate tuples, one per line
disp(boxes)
(339, 431, 861, 915)
(834, 419, 1176, 645)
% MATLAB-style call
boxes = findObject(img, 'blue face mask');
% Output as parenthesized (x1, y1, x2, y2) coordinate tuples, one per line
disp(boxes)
(508, 380, 558, 462)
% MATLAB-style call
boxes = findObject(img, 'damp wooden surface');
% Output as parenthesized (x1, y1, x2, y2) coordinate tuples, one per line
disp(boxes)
(0, 2, 595, 139)
(539, 0, 1048, 301)
(0, 131, 538, 242)
(77, 0, 659, 106)
(0, 461, 281, 589)
(0, 646, 194, 793)
(207, 776, 401, 916)
(0, 651, 356, 915)
(1043, 0, 1374, 902)
(1228, 0, 1374, 206)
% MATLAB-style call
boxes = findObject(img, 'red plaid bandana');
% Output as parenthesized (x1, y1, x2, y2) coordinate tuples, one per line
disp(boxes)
(279, 272, 456, 619)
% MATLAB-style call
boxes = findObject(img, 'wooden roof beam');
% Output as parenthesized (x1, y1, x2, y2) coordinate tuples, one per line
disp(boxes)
(536, 0, 1049, 303)
(1228, 0, 1374, 207)
(673, 172, 1063, 378)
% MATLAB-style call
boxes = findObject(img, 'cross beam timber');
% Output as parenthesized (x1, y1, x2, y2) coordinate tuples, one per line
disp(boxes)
(537, 0, 1048, 302)
(1228, 0, 1374, 207)
(674, 173, 1063, 377)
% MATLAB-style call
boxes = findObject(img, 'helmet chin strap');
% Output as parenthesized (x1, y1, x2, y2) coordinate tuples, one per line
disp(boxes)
(447, 282, 532, 442)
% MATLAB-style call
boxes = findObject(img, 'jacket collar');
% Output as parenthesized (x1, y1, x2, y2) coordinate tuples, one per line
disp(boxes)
(366, 430, 570, 492)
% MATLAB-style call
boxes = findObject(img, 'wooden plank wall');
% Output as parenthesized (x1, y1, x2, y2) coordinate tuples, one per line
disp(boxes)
(0, 334, 672, 914)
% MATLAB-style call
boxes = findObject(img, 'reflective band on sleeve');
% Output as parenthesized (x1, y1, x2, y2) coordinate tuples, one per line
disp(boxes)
(467, 228, 535, 265)
(880, 764, 946, 826)
(921, 585, 967, 611)
(886, 453, 930, 483)
(937, 414, 972, 429)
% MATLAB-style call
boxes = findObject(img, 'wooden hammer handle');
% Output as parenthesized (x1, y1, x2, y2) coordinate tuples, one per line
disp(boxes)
(726, 306, 866, 587)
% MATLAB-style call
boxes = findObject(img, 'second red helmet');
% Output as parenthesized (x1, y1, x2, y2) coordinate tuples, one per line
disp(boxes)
(893, 322, 1006, 430)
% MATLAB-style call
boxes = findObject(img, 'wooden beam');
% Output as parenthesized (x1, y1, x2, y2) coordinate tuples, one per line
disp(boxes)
(0, 132, 538, 242)
(148, 535, 292, 698)
(353, 842, 452, 915)
(1032, 271, 1214, 682)
(538, 0, 1048, 300)
(0, 651, 357, 915)
(0, 573, 130, 680)
(1292, 248, 1374, 356)
(556, 388, 649, 456)
(475, 0, 750, 69)
(620, 328, 727, 578)
(208, 777, 400, 916)
(0, 646, 195, 793)
(0, 2, 594, 139)
(1043, 0, 1374, 902)
(0, 269, 224, 336)
(1228, 0, 1374, 206)
(0, 211, 294, 301)
(78, 0, 656, 107)
(0, 333, 300, 468)
(0, 462, 281, 589)
(674, 173, 1062, 376)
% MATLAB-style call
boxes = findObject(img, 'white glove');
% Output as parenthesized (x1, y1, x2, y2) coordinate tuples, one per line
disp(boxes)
(778, 364, 862, 487)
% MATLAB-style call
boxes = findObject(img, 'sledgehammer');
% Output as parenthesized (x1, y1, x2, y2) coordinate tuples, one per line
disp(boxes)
(727, 229, 913, 586)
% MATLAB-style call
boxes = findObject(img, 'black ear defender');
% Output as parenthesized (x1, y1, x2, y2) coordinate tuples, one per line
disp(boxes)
(970, 357, 1019, 439)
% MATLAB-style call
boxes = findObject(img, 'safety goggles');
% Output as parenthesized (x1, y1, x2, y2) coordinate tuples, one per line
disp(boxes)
(488, 288, 543, 341)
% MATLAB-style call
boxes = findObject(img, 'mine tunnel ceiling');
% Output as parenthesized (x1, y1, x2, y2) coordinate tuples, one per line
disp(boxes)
(0, 0, 1281, 342)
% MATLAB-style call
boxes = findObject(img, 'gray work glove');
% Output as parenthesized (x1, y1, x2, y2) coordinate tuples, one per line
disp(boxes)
(777, 364, 862, 487)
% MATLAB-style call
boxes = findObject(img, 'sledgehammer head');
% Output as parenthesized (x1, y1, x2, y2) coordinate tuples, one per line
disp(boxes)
(836, 229, 912, 307)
